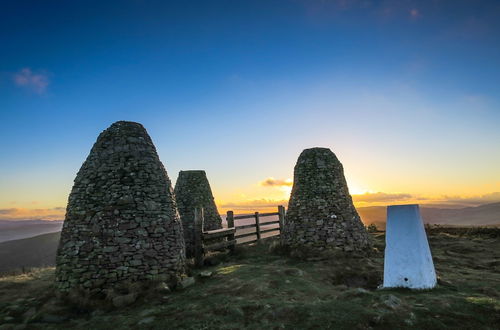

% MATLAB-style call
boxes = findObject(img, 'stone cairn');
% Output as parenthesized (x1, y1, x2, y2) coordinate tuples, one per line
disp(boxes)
(174, 170, 223, 256)
(282, 147, 371, 252)
(55, 121, 186, 292)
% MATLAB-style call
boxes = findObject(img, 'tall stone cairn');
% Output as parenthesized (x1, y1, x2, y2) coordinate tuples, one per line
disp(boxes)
(282, 147, 371, 252)
(55, 121, 185, 292)
(174, 170, 223, 256)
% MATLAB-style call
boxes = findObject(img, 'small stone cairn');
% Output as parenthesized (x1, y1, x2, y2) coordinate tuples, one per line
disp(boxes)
(55, 121, 186, 292)
(174, 170, 223, 256)
(282, 147, 371, 252)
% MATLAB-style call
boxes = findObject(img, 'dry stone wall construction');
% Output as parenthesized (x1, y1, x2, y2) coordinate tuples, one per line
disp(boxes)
(55, 121, 186, 292)
(282, 147, 371, 252)
(174, 170, 223, 256)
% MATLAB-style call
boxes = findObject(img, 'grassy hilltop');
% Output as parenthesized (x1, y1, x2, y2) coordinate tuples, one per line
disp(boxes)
(0, 229, 499, 329)
(0, 232, 60, 274)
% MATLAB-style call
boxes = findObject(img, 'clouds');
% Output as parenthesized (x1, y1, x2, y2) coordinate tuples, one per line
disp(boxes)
(352, 192, 417, 203)
(0, 207, 65, 221)
(409, 8, 420, 19)
(220, 199, 288, 212)
(435, 192, 500, 207)
(349, 192, 500, 207)
(13, 68, 50, 94)
(259, 177, 293, 187)
(257, 174, 500, 208)
(3, 192, 499, 219)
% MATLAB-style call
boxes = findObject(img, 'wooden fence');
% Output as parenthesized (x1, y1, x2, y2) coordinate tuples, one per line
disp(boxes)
(193, 205, 286, 266)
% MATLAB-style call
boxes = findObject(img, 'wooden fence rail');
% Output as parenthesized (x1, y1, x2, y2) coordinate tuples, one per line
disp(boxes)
(193, 205, 286, 266)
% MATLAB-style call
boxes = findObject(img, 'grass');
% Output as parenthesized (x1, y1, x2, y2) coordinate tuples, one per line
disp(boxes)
(0, 229, 499, 329)
(0, 232, 60, 274)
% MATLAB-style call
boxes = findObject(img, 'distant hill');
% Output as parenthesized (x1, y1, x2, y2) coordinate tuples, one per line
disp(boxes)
(0, 202, 498, 274)
(0, 232, 60, 274)
(0, 220, 63, 243)
(356, 206, 387, 228)
(357, 202, 500, 229)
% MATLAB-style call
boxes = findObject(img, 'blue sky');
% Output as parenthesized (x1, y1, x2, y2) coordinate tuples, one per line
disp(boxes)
(1, 0, 500, 218)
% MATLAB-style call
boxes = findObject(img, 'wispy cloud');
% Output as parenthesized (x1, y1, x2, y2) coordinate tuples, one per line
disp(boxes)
(433, 192, 500, 207)
(409, 8, 420, 19)
(0, 207, 65, 221)
(218, 191, 500, 214)
(352, 192, 417, 203)
(220, 199, 288, 212)
(351, 192, 500, 207)
(259, 177, 293, 187)
(13, 68, 50, 94)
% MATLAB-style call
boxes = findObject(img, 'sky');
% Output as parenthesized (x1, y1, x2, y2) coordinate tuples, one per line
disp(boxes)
(1, 0, 500, 220)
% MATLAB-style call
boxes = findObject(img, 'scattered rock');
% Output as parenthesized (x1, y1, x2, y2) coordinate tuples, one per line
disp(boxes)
(200, 271, 213, 278)
(353, 288, 371, 295)
(178, 277, 196, 289)
(112, 293, 138, 308)
(381, 294, 402, 310)
(156, 282, 171, 294)
(284, 268, 304, 277)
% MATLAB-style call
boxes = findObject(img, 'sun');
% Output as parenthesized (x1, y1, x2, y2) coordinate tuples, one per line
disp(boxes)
(347, 182, 371, 196)
(280, 185, 293, 197)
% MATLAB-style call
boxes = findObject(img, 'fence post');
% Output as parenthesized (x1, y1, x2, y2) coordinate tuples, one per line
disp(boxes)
(255, 211, 261, 241)
(193, 207, 204, 267)
(227, 210, 235, 252)
(278, 205, 285, 235)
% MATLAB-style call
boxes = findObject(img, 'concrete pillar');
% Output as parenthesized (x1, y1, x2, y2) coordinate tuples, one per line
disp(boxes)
(383, 204, 437, 289)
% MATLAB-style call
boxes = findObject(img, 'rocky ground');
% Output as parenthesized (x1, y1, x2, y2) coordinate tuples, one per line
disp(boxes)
(0, 228, 499, 329)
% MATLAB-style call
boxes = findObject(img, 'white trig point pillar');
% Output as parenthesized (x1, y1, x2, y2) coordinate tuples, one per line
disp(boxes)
(383, 204, 437, 289)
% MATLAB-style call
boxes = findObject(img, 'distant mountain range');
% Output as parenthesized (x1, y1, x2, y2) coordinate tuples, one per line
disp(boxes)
(0, 202, 498, 273)
(357, 202, 500, 229)
(0, 231, 60, 273)
(0, 220, 63, 243)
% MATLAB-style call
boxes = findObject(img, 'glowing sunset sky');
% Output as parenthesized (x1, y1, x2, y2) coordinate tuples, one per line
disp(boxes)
(1, 1, 500, 219)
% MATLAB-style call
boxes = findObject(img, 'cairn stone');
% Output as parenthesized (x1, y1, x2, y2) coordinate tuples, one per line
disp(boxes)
(282, 147, 371, 252)
(55, 121, 186, 292)
(174, 170, 223, 256)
